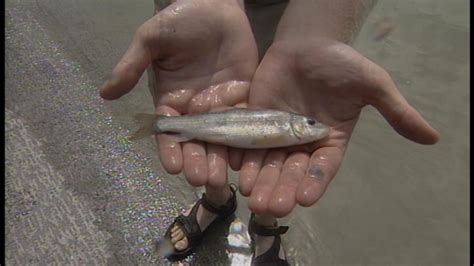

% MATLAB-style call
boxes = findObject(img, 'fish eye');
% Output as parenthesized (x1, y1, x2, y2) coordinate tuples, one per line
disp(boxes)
(307, 119, 316, 125)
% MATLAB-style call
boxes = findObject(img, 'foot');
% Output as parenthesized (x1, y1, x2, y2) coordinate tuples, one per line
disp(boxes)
(169, 187, 232, 251)
(249, 214, 289, 265)
(253, 235, 287, 260)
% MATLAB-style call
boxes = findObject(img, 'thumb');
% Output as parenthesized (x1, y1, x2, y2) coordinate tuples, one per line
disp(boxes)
(100, 23, 155, 100)
(368, 71, 440, 145)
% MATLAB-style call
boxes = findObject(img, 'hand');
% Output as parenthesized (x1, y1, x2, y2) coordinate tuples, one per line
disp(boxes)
(100, 0, 258, 187)
(239, 38, 439, 217)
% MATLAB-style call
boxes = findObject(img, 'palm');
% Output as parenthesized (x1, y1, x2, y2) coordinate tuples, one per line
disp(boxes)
(240, 39, 439, 217)
(149, 1, 257, 108)
(101, 0, 258, 187)
(251, 40, 374, 154)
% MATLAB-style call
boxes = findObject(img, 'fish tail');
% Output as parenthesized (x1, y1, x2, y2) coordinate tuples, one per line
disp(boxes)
(129, 113, 162, 141)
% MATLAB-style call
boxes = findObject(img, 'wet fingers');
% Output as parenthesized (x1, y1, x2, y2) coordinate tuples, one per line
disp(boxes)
(296, 147, 342, 207)
(239, 150, 267, 196)
(207, 144, 229, 188)
(100, 22, 155, 100)
(156, 106, 183, 175)
(367, 67, 439, 144)
(228, 147, 244, 171)
(248, 149, 287, 214)
(268, 152, 309, 218)
(183, 141, 208, 186)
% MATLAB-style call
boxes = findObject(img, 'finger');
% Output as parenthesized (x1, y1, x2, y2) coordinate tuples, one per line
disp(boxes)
(207, 144, 229, 188)
(239, 149, 267, 196)
(188, 87, 211, 114)
(155, 87, 197, 115)
(234, 102, 248, 108)
(156, 106, 183, 175)
(268, 152, 310, 218)
(296, 147, 343, 207)
(188, 81, 250, 113)
(182, 141, 208, 187)
(368, 70, 439, 145)
(215, 81, 251, 108)
(100, 23, 155, 100)
(228, 147, 244, 171)
(248, 149, 287, 214)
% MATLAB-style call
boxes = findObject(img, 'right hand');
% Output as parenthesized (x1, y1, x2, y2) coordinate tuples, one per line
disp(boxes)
(100, 0, 258, 187)
(239, 38, 439, 217)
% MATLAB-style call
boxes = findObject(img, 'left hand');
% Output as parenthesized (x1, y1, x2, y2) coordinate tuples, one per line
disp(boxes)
(239, 38, 439, 217)
(100, 0, 258, 188)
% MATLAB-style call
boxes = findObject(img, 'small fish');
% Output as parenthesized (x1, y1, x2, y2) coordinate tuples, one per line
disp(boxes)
(130, 108, 329, 149)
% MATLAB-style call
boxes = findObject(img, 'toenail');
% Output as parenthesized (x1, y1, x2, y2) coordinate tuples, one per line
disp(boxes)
(175, 242, 186, 250)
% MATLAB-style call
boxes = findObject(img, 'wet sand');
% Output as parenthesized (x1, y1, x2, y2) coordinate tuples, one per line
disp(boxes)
(5, 0, 469, 265)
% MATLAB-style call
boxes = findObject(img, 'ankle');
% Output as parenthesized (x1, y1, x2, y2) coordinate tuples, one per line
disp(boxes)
(254, 214, 277, 227)
(204, 185, 232, 207)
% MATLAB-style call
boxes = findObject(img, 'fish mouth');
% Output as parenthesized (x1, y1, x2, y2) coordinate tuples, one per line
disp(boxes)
(320, 125, 330, 138)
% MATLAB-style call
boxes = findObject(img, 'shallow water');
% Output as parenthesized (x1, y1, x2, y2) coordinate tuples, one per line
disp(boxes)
(5, 0, 469, 265)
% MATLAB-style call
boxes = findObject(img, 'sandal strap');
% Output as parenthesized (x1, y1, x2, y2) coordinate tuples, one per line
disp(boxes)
(249, 213, 290, 265)
(249, 223, 289, 236)
(173, 199, 203, 247)
(245, 0, 289, 7)
(200, 183, 238, 218)
(169, 184, 238, 247)
(249, 214, 289, 236)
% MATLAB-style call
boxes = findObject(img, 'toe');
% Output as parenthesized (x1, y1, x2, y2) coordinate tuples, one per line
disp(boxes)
(171, 225, 179, 233)
(174, 237, 189, 251)
(171, 227, 180, 238)
(171, 230, 184, 244)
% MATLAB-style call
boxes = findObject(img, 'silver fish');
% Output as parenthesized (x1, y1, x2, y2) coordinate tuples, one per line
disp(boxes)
(130, 108, 329, 149)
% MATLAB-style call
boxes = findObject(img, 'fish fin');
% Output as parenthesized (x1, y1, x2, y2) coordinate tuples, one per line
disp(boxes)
(129, 113, 162, 141)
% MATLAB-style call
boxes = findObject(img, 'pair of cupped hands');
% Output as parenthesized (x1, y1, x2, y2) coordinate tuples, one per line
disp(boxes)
(100, 0, 439, 217)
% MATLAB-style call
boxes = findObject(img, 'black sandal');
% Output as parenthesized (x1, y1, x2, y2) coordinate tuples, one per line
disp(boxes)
(248, 213, 290, 266)
(159, 184, 238, 261)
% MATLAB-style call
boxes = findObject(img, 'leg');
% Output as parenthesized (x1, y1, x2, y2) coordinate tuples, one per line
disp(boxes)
(249, 213, 289, 265)
(169, 179, 234, 253)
